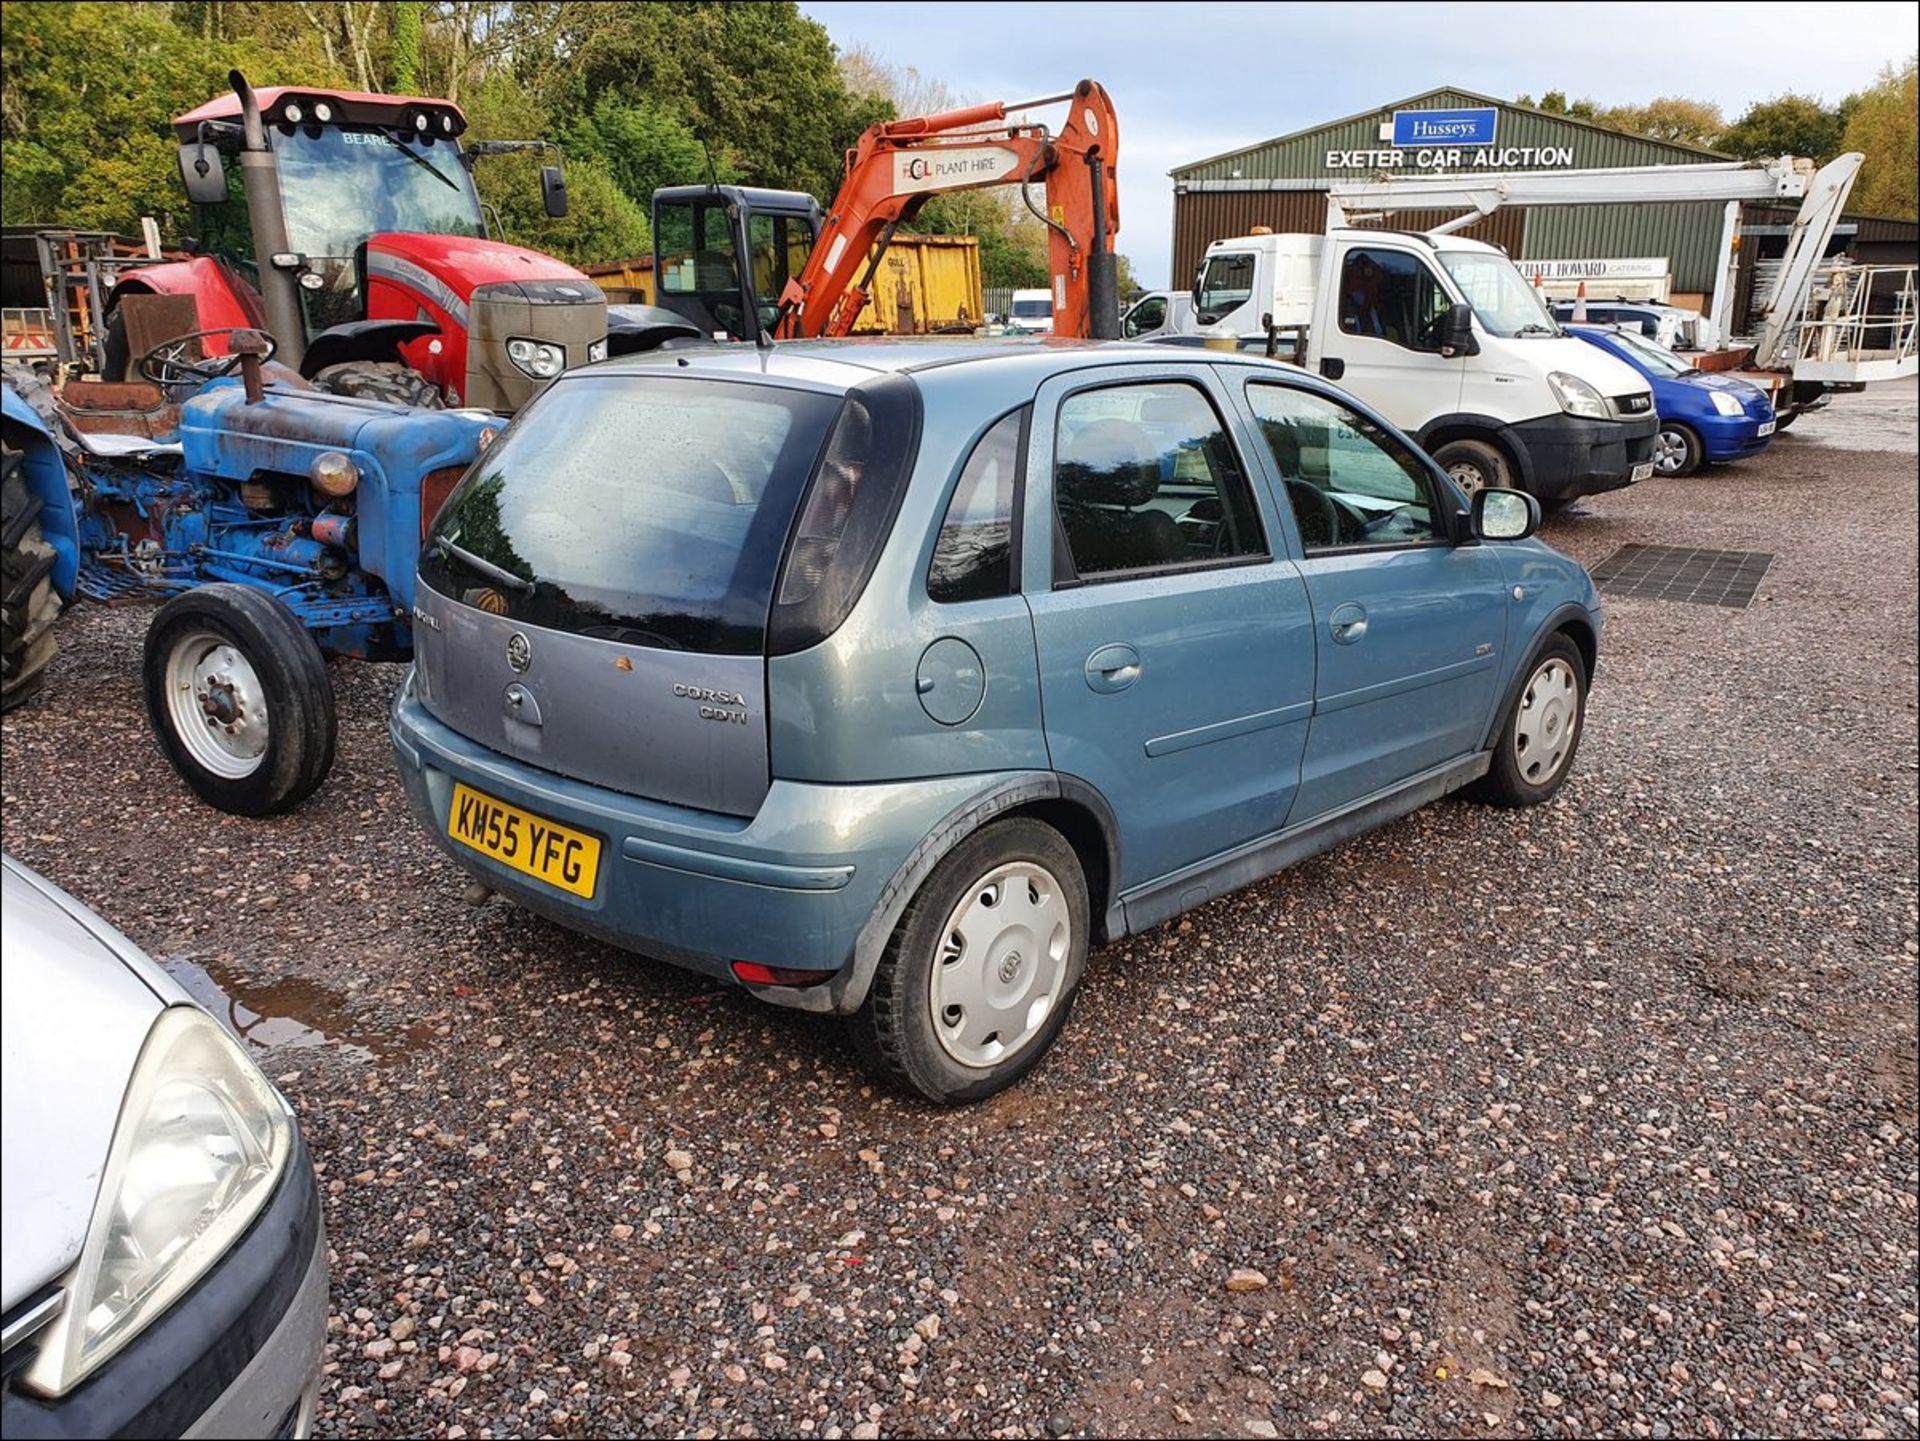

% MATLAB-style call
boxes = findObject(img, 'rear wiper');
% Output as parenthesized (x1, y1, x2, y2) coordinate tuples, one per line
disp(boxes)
(433, 535, 532, 593)
(390, 134, 461, 194)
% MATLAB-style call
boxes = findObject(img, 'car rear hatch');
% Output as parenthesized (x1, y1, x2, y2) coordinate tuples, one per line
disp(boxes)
(412, 370, 847, 818)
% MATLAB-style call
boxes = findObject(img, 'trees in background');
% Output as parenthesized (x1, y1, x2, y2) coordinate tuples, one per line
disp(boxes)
(1521, 58, 1917, 218)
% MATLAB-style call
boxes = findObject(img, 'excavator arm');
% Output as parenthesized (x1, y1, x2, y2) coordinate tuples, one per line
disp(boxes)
(777, 80, 1120, 339)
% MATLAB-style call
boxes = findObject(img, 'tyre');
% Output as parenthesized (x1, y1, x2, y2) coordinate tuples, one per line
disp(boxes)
(850, 818, 1091, 1105)
(1653, 422, 1701, 477)
(1430, 438, 1509, 496)
(2, 440, 62, 711)
(312, 360, 445, 409)
(1474, 633, 1587, 808)
(142, 584, 337, 816)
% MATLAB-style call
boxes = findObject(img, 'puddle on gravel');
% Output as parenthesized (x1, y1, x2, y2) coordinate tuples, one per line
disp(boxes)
(162, 954, 403, 1064)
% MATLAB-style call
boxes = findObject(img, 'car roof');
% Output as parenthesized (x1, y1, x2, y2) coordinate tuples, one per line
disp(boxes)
(587, 337, 1289, 389)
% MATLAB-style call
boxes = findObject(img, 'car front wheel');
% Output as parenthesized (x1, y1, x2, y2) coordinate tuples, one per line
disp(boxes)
(851, 818, 1090, 1105)
(1654, 422, 1701, 476)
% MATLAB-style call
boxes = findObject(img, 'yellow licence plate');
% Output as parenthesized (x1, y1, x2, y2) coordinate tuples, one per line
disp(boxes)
(447, 783, 601, 898)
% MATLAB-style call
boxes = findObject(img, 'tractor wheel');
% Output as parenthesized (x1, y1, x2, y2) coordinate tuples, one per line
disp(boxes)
(312, 360, 446, 409)
(143, 585, 337, 816)
(2, 440, 62, 712)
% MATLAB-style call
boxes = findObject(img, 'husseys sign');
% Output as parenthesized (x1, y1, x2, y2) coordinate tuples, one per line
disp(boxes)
(1326, 107, 1574, 171)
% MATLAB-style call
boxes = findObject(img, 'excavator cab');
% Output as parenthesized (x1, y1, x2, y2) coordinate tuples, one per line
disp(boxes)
(651, 185, 821, 343)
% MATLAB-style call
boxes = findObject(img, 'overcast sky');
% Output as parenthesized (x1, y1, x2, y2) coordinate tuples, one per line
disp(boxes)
(801, 0, 1918, 286)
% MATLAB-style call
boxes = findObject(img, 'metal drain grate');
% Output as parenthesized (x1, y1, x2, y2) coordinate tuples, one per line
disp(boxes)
(1589, 544, 1774, 608)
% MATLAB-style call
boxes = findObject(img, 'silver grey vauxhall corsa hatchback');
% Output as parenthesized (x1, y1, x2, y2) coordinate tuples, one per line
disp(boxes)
(393, 340, 1601, 1103)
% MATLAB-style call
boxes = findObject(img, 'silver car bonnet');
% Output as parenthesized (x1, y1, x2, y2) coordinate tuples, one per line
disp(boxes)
(0, 858, 185, 1312)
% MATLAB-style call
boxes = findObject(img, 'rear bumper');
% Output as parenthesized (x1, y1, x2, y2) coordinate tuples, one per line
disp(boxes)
(3, 1132, 325, 1441)
(1507, 412, 1659, 500)
(390, 675, 1035, 1014)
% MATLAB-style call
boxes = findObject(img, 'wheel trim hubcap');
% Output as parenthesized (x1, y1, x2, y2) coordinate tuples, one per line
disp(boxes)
(1448, 461, 1487, 494)
(1655, 430, 1687, 473)
(165, 630, 269, 779)
(929, 861, 1071, 1070)
(1513, 657, 1578, 785)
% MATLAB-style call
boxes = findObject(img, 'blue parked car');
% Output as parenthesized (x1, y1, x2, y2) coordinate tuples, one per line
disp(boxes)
(392, 341, 1602, 1102)
(1566, 324, 1775, 477)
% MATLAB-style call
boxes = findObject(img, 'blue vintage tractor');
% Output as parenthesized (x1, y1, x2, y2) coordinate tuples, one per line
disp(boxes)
(2, 331, 492, 814)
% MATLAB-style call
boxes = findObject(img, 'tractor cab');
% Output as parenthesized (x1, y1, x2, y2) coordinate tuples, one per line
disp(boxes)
(103, 74, 603, 413)
(650, 185, 821, 342)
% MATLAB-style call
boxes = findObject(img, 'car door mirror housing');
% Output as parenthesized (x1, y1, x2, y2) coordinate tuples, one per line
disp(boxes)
(540, 164, 569, 219)
(1473, 487, 1539, 541)
(1440, 301, 1478, 358)
(178, 142, 227, 205)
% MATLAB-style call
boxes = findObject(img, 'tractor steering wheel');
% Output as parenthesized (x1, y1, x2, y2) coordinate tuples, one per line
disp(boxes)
(138, 328, 278, 388)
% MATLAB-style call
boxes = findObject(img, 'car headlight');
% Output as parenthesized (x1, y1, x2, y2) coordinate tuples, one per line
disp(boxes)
(1547, 371, 1609, 420)
(505, 337, 566, 380)
(587, 338, 608, 365)
(21, 1006, 291, 1396)
(1710, 390, 1745, 418)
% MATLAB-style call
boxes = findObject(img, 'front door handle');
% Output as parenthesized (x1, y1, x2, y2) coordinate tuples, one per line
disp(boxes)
(1084, 643, 1142, 693)
(1329, 603, 1368, 644)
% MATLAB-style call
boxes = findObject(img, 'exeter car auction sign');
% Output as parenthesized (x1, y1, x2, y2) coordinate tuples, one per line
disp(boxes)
(1327, 106, 1576, 171)
(1391, 108, 1498, 147)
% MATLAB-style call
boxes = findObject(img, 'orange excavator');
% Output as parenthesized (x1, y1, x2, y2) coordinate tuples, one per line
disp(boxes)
(643, 80, 1122, 346)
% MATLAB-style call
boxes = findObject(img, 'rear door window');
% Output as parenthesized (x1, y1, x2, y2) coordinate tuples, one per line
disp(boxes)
(421, 375, 841, 654)
(1052, 381, 1266, 582)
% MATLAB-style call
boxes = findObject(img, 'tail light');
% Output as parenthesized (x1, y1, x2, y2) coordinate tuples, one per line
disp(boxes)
(767, 373, 921, 656)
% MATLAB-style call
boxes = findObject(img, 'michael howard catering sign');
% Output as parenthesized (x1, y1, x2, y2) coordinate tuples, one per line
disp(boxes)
(1392, 108, 1498, 147)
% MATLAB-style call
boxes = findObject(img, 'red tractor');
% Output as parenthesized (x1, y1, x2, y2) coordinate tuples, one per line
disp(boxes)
(101, 72, 609, 412)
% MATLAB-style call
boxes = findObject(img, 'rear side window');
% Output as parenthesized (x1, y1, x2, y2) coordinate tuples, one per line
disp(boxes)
(1052, 381, 1266, 582)
(420, 375, 840, 654)
(928, 410, 1024, 603)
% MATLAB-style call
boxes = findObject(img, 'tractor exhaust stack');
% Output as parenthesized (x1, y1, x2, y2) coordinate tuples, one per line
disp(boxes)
(229, 70, 306, 369)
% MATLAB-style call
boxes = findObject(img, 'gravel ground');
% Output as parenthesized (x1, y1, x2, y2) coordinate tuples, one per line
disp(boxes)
(4, 382, 1915, 1441)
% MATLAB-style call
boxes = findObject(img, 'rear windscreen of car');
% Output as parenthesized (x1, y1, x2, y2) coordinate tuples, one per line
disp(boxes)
(420, 375, 840, 655)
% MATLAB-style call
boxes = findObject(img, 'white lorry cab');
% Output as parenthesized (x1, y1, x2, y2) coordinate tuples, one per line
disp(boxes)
(1189, 229, 1658, 503)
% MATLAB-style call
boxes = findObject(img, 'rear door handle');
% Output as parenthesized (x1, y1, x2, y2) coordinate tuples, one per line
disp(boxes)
(1084, 643, 1142, 693)
(1329, 603, 1368, 644)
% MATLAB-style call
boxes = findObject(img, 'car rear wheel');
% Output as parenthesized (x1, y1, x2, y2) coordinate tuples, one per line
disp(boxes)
(1654, 422, 1701, 477)
(143, 585, 337, 815)
(850, 818, 1090, 1104)
(1431, 438, 1509, 495)
(2, 440, 62, 711)
(1474, 634, 1587, 808)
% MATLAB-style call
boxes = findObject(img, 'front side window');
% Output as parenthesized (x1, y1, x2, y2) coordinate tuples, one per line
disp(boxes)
(1246, 384, 1440, 552)
(1122, 296, 1167, 338)
(1338, 248, 1450, 351)
(421, 376, 841, 654)
(928, 410, 1024, 603)
(1195, 253, 1254, 322)
(1053, 381, 1266, 581)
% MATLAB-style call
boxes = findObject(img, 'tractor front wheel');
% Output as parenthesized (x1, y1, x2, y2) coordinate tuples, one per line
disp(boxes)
(2, 438, 62, 711)
(143, 585, 337, 816)
(312, 360, 446, 409)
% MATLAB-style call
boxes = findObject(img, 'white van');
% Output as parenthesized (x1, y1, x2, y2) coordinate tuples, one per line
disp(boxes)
(1187, 229, 1658, 503)
(1007, 288, 1055, 335)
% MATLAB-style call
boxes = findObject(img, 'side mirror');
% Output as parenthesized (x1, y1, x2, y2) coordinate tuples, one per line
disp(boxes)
(178, 142, 227, 206)
(540, 165, 569, 219)
(1440, 301, 1478, 357)
(1472, 487, 1539, 542)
